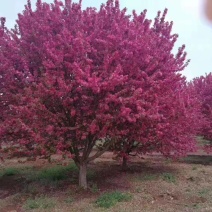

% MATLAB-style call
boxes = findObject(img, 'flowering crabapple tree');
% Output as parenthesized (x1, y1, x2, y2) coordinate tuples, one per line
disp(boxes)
(191, 73, 212, 152)
(111, 82, 202, 170)
(0, 0, 199, 188)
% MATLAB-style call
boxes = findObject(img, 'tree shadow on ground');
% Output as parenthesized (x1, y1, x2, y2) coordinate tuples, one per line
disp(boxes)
(89, 160, 178, 192)
(0, 158, 178, 201)
(182, 155, 212, 165)
(0, 175, 26, 199)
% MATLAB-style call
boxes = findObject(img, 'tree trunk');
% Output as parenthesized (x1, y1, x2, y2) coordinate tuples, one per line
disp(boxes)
(79, 163, 87, 189)
(122, 156, 128, 171)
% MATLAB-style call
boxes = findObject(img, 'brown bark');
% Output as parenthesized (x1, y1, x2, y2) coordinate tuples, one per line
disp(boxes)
(79, 163, 87, 189)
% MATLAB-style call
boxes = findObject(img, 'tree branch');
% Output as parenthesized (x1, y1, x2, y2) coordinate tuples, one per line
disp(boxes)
(87, 138, 115, 162)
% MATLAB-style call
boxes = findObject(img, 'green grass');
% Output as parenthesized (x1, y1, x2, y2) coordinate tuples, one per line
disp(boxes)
(24, 196, 56, 210)
(136, 174, 158, 182)
(198, 188, 210, 197)
(95, 191, 132, 208)
(36, 166, 68, 181)
(32, 163, 78, 182)
(162, 173, 176, 183)
(192, 203, 202, 209)
(0, 167, 19, 177)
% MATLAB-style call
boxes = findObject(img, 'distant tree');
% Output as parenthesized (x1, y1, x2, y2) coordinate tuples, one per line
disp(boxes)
(0, 0, 199, 188)
(191, 73, 212, 152)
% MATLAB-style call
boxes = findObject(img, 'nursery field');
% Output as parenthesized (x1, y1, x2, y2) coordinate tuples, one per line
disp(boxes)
(0, 151, 212, 212)
(1, 1, 212, 211)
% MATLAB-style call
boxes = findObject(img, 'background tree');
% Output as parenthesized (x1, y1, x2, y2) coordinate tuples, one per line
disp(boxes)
(0, 0, 199, 188)
(191, 73, 212, 152)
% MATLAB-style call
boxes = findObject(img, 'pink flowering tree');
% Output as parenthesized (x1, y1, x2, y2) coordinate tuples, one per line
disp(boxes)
(111, 81, 202, 170)
(191, 73, 212, 152)
(0, 0, 200, 188)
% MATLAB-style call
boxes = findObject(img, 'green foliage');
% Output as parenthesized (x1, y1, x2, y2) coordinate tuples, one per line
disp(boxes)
(24, 196, 56, 210)
(95, 191, 132, 208)
(162, 173, 176, 183)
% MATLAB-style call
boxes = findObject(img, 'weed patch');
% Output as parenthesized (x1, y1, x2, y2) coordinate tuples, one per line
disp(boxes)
(32, 163, 78, 182)
(24, 196, 56, 210)
(162, 173, 176, 183)
(198, 188, 210, 197)
(0, 167, 19, 177)
(136, 174, 158, 182)
(95, 191, 132, 208)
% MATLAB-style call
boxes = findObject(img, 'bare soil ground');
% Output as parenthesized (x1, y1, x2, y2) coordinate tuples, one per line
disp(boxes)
(0, 151, 212, 212)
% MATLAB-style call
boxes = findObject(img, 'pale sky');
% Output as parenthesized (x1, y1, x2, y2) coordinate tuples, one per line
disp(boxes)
(0, 0, 212, 81)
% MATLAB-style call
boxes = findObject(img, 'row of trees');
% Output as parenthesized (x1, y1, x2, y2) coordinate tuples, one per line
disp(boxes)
(0, 0, 211, 189)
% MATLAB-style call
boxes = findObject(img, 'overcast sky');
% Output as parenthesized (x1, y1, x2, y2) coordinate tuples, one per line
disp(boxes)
(0, 0, 212, 81)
